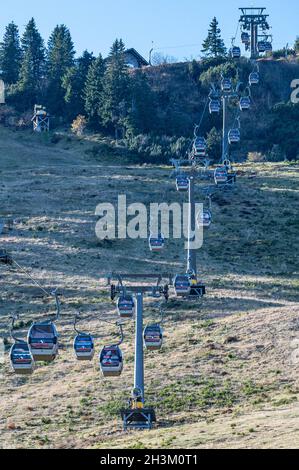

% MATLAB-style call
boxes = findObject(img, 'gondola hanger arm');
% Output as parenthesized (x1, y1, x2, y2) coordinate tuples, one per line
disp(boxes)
(10, 314, 23, 343)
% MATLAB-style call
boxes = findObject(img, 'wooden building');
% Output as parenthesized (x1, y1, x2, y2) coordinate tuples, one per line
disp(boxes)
(124, 48, 149, 68)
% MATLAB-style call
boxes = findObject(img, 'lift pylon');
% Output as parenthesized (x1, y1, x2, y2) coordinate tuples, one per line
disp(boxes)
(108, 273, 170, 430)
(239, 7, 270, 59)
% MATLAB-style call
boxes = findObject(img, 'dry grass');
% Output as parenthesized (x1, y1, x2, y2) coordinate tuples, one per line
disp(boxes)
(0, 127, 298, 449)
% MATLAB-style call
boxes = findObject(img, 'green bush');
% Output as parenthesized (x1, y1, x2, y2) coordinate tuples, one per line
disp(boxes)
(267, 102, 299, 160)
(125, 134, 191, 164)
(266, 145, 286, 162)
(272, 49, 295, 59)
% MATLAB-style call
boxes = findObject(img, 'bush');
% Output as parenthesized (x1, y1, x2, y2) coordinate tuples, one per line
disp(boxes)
(188, 60, 202, 82)
(272, 49, 295, 60)
(71, 115, 87, 136)
(247, 152, 266, 163)
(268, 102, 299, 160)
(125, 134, 191, 164)
(200, 62, 238, 88)
(16, 111, 32, 129)
(206, 127, 222, 163)
(266, 145, 286, 162)
(0, 105, 18, 127)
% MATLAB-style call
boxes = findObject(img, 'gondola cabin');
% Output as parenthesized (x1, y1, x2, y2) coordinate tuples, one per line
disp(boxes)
(176, 176, 189, 192)
(232, 46, 241, 59)
(221, 78, 232, 93)
(28, 322, 58, 362)
(174, 275, 191, 296)
(99, 345, 123, 377)
(149, 234, 165, 253)
(117, 295, 135, 318)
(10, 342, 35, 375)
(74, 334, 95, 361)
(228, 128, 241, 144)
(241, 32, 250, 44)
(249, 72, 259, 86)
(239, 97, 251, 111)
(193, 137, 206, 157)
(197, 210, 212, 229)
(258, 41, 266, 53)
(144, 325, 163, 351)
(214, 167, 228, 185)
(209, 100, 221, 114)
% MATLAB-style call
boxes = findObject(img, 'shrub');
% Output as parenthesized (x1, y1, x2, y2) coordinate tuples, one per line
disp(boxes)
(188, 60, 202, 82)
(266, 145, 286, 162)
(206, 127, 222, 163)
(0, 105, 18, 127)
(268, 102, 299, 160)
(247, 152, 266, 163)
(71, 115, 87, 136)
(125, 134, 191, 164)
(16, 111, 32, 129)
(272, 49, 295, 59)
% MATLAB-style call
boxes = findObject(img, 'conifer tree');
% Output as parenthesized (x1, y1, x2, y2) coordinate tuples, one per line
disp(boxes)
(0, 22, 22, 84)
(62, 50, 94, 120)
(100, 39, 131, 138)
(21, 18, 45, 82)
(13, 50, 38, 111)
(202, 17, 227, 58)
(47, 24, 75, 115)
(83, 54, 105, 128)
(17, 18, 46, 107)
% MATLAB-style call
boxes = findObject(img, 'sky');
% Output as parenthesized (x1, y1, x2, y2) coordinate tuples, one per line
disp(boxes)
(0, 0, 298, 61)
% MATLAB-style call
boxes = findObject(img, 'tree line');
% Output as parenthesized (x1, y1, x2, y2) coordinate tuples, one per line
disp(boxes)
(0, 17, 298, 162)
(0, 18, 158, 137)
(0, 17, 230, 135)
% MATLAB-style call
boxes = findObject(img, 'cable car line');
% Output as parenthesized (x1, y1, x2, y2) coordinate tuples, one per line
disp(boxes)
(8, 257, 54, 298)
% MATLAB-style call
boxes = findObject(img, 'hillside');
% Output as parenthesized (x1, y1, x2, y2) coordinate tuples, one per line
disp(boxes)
(139, 58, 299, 160)
(0, 127, 299, 449)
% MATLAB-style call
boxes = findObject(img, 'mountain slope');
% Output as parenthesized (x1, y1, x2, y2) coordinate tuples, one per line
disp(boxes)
(0, 127, 298, 449)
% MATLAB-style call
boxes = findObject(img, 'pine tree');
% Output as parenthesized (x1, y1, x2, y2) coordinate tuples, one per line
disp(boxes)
(295, 37, 299, 53)
(21, 18, 46, 83)
(16, 18, 46, 107)
(83, 54, 105, 128)
(100, 39, 131, 138)
(0, 22, 22, 84)
(62, 50, 94, 120)
(16, 50, 36, 108)
(47, 25, 75, 115)
(202, 17, 227, 58)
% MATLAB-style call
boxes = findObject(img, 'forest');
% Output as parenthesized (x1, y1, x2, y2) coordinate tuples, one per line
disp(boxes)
(1, 17, 299, 163)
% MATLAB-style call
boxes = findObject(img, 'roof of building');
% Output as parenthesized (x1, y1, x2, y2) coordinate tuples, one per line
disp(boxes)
(125, 48, 149, 66)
